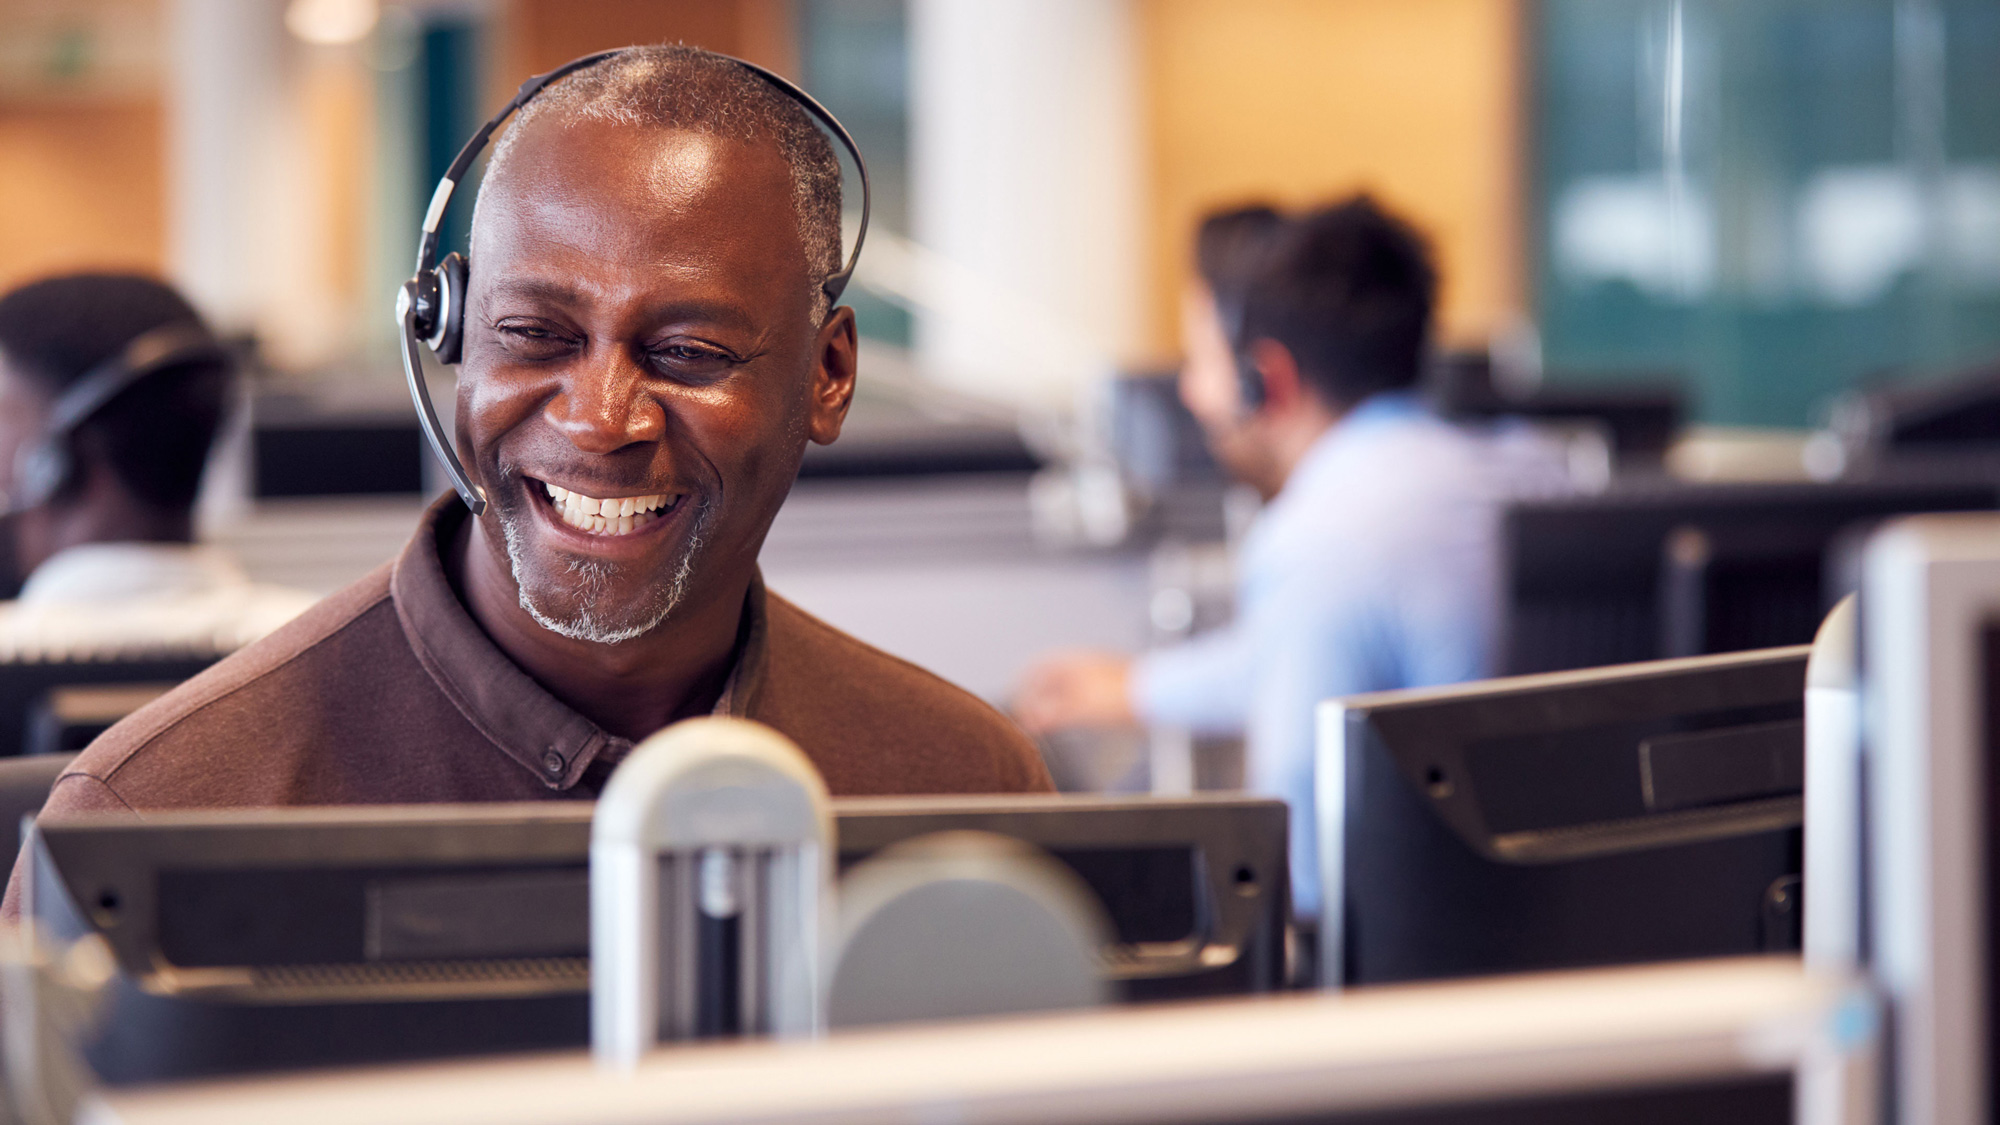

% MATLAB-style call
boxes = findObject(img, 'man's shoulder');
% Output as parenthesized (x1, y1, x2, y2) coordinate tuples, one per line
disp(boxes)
(758, 589, 1014, 724)
(754, 590, 1052, 795)
(61, 564, 402, 792)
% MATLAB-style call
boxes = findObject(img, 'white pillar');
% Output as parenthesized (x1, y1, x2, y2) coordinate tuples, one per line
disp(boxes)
(165, 0, 286, 336)
(907, 0, 1144, 408)
(167, 0, 358, 369)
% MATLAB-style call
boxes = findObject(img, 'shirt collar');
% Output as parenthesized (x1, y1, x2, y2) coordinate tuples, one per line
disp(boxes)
(1340, 388, 1427, 427)
(1284, 389, 1431, 494)
(19, 542, 249, 604)
(390, 496, 762, 792)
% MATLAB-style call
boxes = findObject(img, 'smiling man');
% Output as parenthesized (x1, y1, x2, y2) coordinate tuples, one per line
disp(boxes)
(3, 48, 1050, 912)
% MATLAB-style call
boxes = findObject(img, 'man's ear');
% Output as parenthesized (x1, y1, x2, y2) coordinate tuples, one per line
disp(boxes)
(807, 305, 859, 446)
(1245, 338, 1307, 415)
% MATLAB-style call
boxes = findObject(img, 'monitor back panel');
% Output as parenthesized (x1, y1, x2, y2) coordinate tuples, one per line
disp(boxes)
(32, 794, 1286, 1083)
(1331, 647, 1808, 986)
(1503, 479, 1999, 674)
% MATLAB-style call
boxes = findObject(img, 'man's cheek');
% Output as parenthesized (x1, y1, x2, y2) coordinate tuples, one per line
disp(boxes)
(681, 387, 795, 467)
(463, 366, 552, 432)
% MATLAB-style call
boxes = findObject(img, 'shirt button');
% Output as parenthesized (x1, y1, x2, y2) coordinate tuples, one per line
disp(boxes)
(542, 751, 565, 776)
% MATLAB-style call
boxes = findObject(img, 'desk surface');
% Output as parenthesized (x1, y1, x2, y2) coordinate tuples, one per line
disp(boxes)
(84, 957, 1861, 1125)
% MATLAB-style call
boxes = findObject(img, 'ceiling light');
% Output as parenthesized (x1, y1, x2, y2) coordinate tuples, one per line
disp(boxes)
(286, 0, 381, 46)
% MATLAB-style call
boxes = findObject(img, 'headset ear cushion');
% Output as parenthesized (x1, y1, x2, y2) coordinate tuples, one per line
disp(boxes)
(433, 252, 470, 365)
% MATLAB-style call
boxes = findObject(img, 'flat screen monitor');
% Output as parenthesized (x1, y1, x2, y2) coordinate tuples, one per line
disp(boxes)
(0, 656, 219, 759)
(1429, 352, 1683, 469)
(1502, 477, 1999, 674)
(1318, 645, 1808, 987)
(28, 793, 1286, 1084)
(250, 409, 426, 497)
(1860, 511, 2000, 1125)
(85, 957, 1862, 1125)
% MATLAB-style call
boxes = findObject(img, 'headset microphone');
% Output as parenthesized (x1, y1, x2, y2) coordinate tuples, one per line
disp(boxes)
(397, 48, 874, 516)
(1233, 350, 1267, 413)
(6, 323, 227, 516)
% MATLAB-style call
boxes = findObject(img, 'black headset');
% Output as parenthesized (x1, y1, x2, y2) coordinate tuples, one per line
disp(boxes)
(1215, 296, 1266, 412)
(395, 47, 873, 516)
(8, 323, 227, 514)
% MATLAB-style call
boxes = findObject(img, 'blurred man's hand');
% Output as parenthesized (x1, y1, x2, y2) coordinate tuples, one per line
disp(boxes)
(1014, 650, 1137, 733)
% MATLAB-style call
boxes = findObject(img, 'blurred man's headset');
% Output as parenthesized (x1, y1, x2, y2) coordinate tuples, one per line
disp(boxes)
(395, 47, 873, 516)
(7, 323, 227, 515)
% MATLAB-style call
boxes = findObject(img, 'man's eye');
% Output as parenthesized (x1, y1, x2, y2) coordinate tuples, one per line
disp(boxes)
(648, 344, 736, 379)
(496, 323, 574, 357)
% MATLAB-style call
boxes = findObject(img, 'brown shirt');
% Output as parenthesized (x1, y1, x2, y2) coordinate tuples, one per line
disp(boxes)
(2, 499, 1051, 915)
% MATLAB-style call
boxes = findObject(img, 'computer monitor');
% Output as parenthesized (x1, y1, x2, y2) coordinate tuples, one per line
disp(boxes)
(0, 751, 75, 850)
(1860, 511, 2000, 1125)
(25, 683, 179, 757)
(81, 957, 1868, 1125)
(1430, 352, 1684, 471)
(1317, 645, 1808, 988)
(1503, 477, 2000, 674)
(0, 655, 220, 759)
(1106, 371, 1225, 493)
(250, 393, 427, 497)
(1827, 359, 2000, 470)
(28, 793, 1287, 1084)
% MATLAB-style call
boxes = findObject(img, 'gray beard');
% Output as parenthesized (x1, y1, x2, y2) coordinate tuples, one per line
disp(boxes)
(500, 500, 712, 646)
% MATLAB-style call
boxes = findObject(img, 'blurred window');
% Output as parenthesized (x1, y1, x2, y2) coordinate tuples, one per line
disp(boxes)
(1535, 0, 2000, 427)
(800, 0, 910, 347)
(418, 15, 486, 261)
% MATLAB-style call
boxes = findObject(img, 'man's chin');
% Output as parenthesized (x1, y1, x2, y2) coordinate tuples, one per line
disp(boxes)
(507, 525, 711, 648)
(493, 486, 715, 646)
(517, 586, 671, 646)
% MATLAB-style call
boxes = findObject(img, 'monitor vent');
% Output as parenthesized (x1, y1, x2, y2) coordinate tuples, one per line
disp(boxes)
(1488, 795, 1803, 863)
(250, 956, 588, 990)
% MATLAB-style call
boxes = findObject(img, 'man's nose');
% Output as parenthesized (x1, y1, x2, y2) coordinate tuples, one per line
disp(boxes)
(543, 348, 666, 454)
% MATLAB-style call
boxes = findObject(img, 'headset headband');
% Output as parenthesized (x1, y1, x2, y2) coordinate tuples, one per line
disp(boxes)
(397, 47, 874, 515)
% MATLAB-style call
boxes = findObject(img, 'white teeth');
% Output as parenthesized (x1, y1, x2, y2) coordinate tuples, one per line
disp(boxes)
(538, 481, 678, 536)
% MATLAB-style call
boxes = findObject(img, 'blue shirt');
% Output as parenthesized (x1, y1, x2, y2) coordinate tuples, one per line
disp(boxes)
(1129, 394, 1570, 916)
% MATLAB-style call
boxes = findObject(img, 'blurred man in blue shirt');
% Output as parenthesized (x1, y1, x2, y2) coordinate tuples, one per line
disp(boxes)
(1017, 198, 1566, 918)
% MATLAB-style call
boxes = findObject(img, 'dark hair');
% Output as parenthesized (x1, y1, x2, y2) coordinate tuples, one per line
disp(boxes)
(0, 273, 231, 511)
(1237, 195, 1436, 409)
(1195, 204, 1287, 323)
(485, 44, 843, 323)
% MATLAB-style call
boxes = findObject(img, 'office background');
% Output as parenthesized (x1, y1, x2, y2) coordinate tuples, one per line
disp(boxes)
(2, 0, 1995, 747)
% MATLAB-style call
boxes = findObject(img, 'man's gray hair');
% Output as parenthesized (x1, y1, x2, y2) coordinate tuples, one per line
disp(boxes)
(484, 44, 844, 323)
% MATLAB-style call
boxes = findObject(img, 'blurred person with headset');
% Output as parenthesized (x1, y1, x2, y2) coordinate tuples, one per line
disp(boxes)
(0, 274, 315, 660)
(1017, 198, 1569, 919)
(5, 45, 1052, 917)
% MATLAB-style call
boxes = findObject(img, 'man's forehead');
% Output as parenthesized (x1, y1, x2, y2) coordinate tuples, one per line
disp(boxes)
(480, 120, 792, 233)
(471, 120, 805, 291)
(467, 119, 812, 326)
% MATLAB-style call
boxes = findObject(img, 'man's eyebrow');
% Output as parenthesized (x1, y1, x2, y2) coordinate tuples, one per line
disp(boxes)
(485, 277, 587, 308)
(484, 278, 769, 336)
(641, 299, 761, 336)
